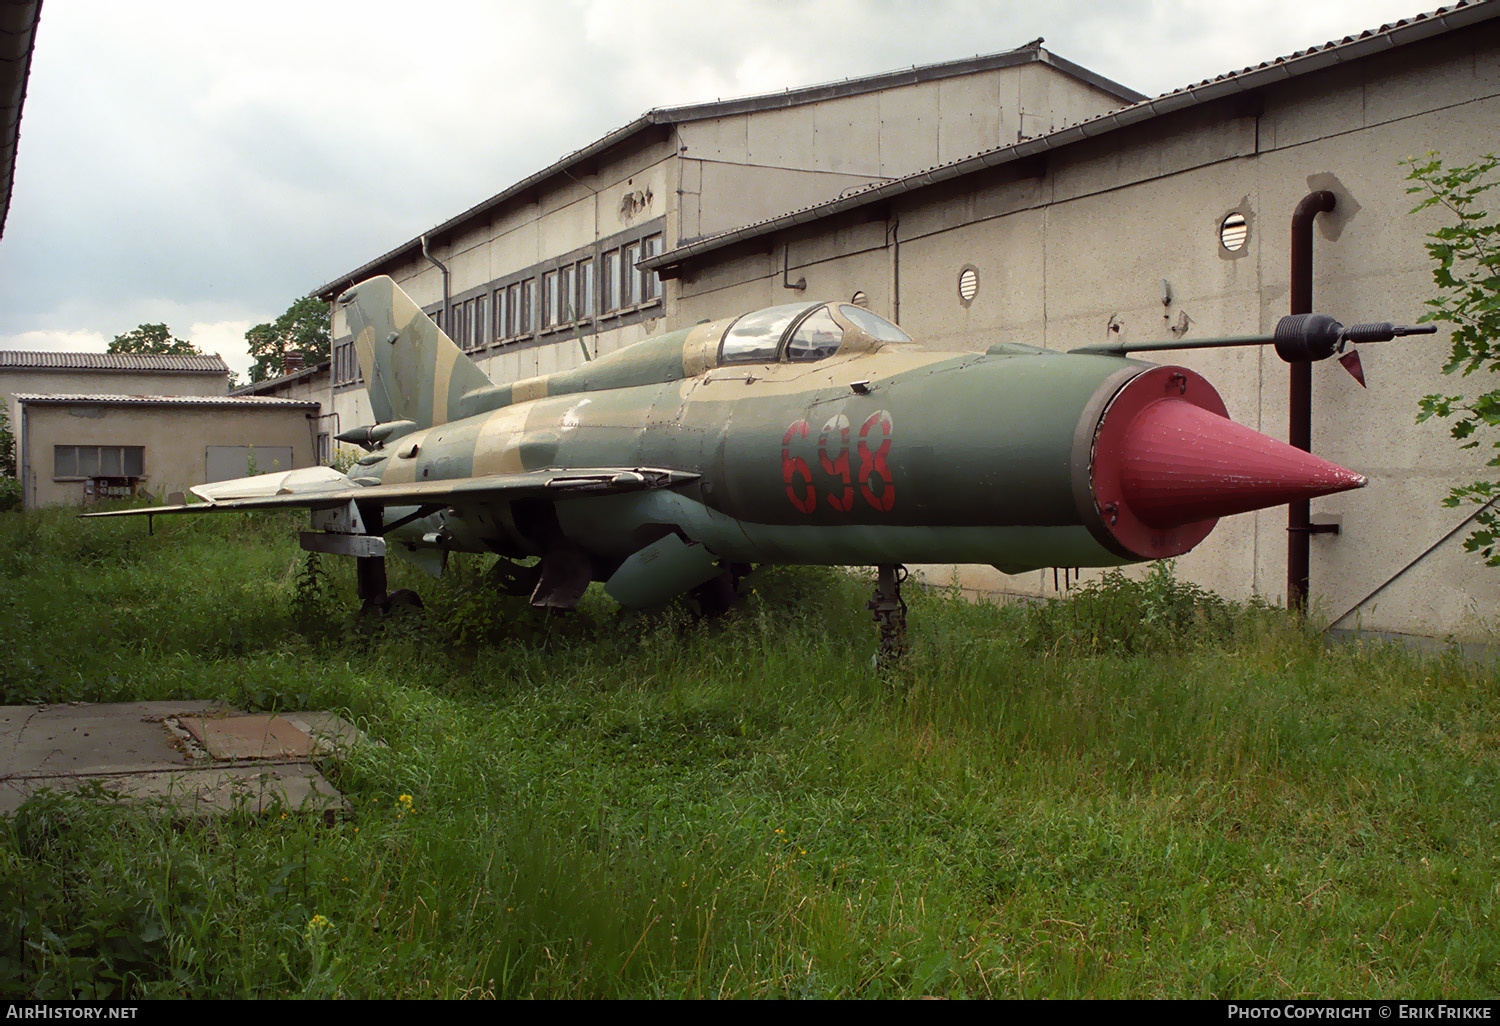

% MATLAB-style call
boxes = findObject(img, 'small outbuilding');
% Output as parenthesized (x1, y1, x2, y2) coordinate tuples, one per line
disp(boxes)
(15, 393, 320, 508)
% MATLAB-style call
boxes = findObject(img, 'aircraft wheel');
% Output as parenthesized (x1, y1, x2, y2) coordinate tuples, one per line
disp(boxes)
(357, 589, 425, 618)
(385, 588, 424, 611)
(690, 570, 738, 618)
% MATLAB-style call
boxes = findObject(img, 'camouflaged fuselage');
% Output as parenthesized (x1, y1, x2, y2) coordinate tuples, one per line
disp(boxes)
(357, 310, 1151, 576)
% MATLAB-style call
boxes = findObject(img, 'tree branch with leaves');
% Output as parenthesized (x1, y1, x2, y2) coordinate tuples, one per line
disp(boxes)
(246, 296, 330, 383)
(1407, 152, 1500, 563)
(107, 323, 201, 355)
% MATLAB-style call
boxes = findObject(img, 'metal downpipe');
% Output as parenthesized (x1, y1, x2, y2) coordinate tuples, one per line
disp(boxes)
(421, 234, 451, 333)
(1288, 190, 1337, 614)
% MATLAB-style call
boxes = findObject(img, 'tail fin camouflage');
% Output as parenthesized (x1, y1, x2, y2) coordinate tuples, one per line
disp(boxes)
(339, 275, 492, 429)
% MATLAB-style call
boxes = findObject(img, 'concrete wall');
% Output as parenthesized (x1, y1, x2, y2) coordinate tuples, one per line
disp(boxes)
(676, 61, 1127, 240)
(20, 402, 316, 507)
(668, 22, 1500, 638)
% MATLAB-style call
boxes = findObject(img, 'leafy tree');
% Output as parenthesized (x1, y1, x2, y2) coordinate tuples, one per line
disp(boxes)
(246, 295, 330, 383)
(0, 402, 15, 477)
(1408, 152, 1500, 563)
(0, 404, 17, 509)
(107, 323, 201, 355)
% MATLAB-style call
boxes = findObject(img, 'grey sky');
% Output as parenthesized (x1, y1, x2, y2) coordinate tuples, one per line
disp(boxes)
(0, 0, 1442, 379)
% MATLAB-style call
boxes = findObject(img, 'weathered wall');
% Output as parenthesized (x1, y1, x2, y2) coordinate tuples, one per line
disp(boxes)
(676, 60, 1128, 239)
(21, 403, 316, 507)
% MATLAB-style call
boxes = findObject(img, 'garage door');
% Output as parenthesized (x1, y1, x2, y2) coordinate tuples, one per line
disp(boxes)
(204, 446, 294, 483)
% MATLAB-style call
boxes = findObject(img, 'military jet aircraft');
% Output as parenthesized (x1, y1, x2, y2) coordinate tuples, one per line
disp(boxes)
(86, 275, 1426, 652)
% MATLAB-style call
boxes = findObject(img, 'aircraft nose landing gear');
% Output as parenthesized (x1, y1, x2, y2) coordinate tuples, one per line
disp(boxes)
(868, 563, 909, 662)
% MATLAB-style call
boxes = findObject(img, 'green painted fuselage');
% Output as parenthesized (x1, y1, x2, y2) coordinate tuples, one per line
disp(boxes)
(357, 302, 1147, 578)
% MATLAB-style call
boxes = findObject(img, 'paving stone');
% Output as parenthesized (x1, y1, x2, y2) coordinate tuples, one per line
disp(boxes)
(0, 702, 364, 817)
(176, 713, 319, 760)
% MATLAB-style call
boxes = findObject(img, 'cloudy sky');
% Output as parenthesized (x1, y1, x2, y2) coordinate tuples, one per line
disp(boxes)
(0, 0, 1443, 380)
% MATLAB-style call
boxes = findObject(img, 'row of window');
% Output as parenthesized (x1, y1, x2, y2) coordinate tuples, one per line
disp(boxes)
(54, 444, 144, 480)
(332, 234, 663, 384)
(439, 234, 662, 352)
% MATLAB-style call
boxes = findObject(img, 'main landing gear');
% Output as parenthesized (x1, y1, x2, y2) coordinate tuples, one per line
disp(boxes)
(355, 554, 423, 615)
(867, 563, 909, 662)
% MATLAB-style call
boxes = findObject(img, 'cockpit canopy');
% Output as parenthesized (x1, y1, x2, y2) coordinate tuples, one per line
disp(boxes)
(718, 302, 910, 364)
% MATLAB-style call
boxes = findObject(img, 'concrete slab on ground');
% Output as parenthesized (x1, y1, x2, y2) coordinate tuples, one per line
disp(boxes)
(0, 701, 369, 817)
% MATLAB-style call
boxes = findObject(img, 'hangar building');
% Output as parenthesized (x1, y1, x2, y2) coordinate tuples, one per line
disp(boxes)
(305, 2, 1500, 640)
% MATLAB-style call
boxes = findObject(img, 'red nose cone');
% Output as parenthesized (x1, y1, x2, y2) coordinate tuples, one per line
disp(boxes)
(1089, 366, 1367, 560)
(1121, 399, 1367, 529)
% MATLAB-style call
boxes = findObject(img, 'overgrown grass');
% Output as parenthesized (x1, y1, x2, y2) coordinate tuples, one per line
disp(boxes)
(1, 505, 1496, 997)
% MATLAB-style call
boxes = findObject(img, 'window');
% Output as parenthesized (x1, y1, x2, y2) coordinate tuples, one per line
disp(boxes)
(473, 294, 488, 348)
(506, 282, 521, 337)
(431, 308, 443, 332)
(577, 257, 595, 317)
(333, 338, 363, 384)
(54, 445, 144, 480)
(520, 278, 536, 333)
(559, 263, 576, 323)
(641, 234, 661, 301)
(542, 270, 558, 328)
(332, 340, 350, 383)
(623, 241, 641, 307)
(317, 432, 331, 466)
(451, 302, 467, 346)
(603, 250, 621, 312)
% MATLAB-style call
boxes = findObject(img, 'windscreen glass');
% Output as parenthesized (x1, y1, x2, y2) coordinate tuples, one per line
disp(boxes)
(720, 303, 817, 363)
(839, 305, 911, 342)
(785, 308, 843, 361)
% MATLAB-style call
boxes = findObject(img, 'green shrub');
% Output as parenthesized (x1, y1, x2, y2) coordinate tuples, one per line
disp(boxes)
(1016, 560, 1240, 655)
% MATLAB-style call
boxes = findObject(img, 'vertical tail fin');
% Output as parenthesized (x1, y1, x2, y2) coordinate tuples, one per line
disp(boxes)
(338, 276, 492, 429)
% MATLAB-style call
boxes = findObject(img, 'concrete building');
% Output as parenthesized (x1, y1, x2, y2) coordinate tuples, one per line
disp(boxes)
(312, 40, 1141, 450)
(302, 2, 1500, 640)
(1, 350, 233, 484)
(16, 393, 319, 507)
(231, 357, 335, 464)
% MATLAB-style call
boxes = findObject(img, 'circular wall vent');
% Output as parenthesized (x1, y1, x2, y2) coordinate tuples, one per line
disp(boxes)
(851, 291, 868, 307)
(958, 266, 979, 305)
(1220, 212, 1250, 253)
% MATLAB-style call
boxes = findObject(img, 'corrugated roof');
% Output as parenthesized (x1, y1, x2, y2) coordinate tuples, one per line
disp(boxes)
(0, 0, 42, 242)
(15, 393, 317, 409)
(644, 1, 1499, 276)
(0, 350, 230, 374)
(313, 40, 1142, 300)
(230, 360, 330, 397)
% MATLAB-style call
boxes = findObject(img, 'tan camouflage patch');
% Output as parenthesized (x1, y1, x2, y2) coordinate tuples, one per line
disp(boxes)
(470, 407, 531, 476)
(511, 377, 549, 405)
(375, 427, 427, 486)
(431, 338, 458, 425)
(682, 318, 730, 377)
